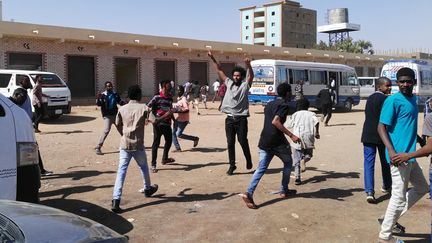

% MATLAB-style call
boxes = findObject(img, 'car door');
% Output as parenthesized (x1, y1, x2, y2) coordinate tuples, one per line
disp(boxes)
(0, 95, 18, 200)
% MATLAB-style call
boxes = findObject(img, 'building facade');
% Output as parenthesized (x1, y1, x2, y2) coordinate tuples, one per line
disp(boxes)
(240, 0, 316, 48)
(0, 21, 391, 103)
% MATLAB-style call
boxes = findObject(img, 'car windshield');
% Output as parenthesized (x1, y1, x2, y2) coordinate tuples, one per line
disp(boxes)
(252, 66, 274, 83)
(30, 74, 66, 87)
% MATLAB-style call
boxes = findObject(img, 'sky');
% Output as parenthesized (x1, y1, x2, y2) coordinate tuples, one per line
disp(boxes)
(2, 0, 431, 54)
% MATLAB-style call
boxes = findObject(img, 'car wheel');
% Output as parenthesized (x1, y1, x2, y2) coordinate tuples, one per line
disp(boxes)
(344, 99, 353, 112)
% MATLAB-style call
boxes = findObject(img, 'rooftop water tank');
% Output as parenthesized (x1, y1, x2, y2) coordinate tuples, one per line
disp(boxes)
(328, 8, 349, 24)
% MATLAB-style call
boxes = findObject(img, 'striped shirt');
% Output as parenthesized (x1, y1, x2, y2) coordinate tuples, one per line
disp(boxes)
(148, 91, 173, 125)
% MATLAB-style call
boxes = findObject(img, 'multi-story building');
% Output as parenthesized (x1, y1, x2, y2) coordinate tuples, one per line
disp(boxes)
(240, 0, 316, 48)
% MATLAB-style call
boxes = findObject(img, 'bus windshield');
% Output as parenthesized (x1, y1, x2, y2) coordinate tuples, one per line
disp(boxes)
(252, 66, 274, 84)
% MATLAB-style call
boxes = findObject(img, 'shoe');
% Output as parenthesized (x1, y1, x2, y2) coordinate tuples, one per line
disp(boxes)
(300, 159, 306, 173)
(95, 147, 103, 155)
(381, 187, 391, 194)
(193, 138, 199, 147)
(295, 178, 302, 185)
(226, 165, 237, 175)
(41, 170, 54, 176)
(111, 199, 121, 213)
(320, 116, 324, 122)
(246, 160, 253, 170)
(378, 217, 406, 234)
(143, 184, 158, 197)
(150, 166, 158, 173)
(280, 189, 297, 198)
(324, 123, 328, 127)
(172, 149, 182, 153)
(197, 112, 201, 115)
(161, 158, 175, 165)
(366, 192, 376, 204)
(240, 192, 258, 209)
(34, 128, 41, 133)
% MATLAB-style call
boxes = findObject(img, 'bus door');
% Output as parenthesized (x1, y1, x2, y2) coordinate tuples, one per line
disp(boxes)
(329, 71, 339, 104)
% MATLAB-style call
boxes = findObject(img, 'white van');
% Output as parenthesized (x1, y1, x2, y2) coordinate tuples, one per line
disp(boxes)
(0, 93, 40, 202)
(358, 77, 379, 98)
(0, 70, 71, 119)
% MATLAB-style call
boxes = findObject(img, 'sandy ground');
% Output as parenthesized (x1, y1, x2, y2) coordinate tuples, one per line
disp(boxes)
(35, 100, 430, 243)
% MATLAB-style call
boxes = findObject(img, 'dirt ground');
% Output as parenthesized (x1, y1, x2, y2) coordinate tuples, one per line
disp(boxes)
(35, 100, 430, 243)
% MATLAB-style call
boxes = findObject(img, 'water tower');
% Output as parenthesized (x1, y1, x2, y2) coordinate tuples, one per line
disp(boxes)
(317, 8, 360, 46)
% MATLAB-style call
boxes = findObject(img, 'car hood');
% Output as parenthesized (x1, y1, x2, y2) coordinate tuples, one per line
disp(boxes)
(0, 200, 127, 243)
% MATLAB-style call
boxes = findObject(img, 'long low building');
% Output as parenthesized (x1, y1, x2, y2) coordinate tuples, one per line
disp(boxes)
(0, 20, 398, 101)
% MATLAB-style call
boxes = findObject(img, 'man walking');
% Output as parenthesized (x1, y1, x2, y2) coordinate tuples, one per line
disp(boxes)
(111, 85, 158, 213)
(95, 81, 124, 155)
(208, 51, 253, 175)
(148, 79, 175, 173)
(240, 83, 300, 209)
(211, 79, 220, 103)
(317, 85, 334, 126)
(32, 74, 50, 133)
(377, 68, 429, 242)
(361, 77, 392, 203)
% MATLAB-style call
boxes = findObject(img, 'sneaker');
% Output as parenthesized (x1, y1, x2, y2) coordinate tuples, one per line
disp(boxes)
(240, 192, 258, 209)
(143, 184, 159, 197)
(295, 178, 302, 185)
(300, 159, 306, 173)
(381, 187, 391, 194)
(95, 147, 103, 155)
(193, 138, 199, 147)
(366, 192, 376, 204)
(226, 165, 237, 176)
(378, 217, 406, 234)
(111, 199, 121, 213)
(246, 160, 253, 170)
(41, 170, 54, 176)
(150, 166, 158, 173)
(161, 158, 175, 165)
(280, 189, 297, 198)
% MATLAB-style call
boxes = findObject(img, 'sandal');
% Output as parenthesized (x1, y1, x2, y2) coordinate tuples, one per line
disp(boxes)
(161, 158, 175, 165)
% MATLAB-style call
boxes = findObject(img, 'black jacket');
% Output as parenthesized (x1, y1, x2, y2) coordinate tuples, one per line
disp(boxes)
(96, 91, 124, 116)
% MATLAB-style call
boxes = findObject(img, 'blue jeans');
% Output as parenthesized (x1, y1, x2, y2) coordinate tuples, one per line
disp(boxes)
(247, 144, 293, 195)
(113, 149, 151, 200)
(363, 143, 392, 194)
(172, 120, 198, 150)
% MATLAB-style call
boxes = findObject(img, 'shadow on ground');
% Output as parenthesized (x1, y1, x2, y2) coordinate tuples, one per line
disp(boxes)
(41, 170, 116, 181)
(397, 233, 430, 243)
(122, 188, 236, 213)
(41, 130, 92, 135)
(40, 184, 113, 199)
(156, 162, 226, 172)
(41, 198, 133, 235)
(182, 147, 227, 153)
(43, 115, 96, 125)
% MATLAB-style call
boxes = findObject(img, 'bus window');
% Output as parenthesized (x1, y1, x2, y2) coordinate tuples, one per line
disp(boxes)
(310, 70, 327, 85)
(420, 70, 432, 85)
(276, 67, 288, 84)
(292, 69, 308, 84)
(288, 69, 294, 84)
(341, 72, 358, 86)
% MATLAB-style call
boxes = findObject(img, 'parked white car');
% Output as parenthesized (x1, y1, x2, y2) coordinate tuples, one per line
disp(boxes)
(0, 70, 71, 119)
(358, 77, 379, 98)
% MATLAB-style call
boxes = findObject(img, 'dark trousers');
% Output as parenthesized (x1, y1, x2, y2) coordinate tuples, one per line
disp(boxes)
(151, 123, 172, 166)
(322, 103, 332, 124)
(33, 105, 44, 129)
(225, 116, 252, 166)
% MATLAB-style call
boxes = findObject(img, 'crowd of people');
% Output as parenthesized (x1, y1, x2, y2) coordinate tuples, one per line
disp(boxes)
(10, 55, 431, 242)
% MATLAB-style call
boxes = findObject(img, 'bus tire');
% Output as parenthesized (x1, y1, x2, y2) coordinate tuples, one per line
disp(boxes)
(344, 99, 353, 112)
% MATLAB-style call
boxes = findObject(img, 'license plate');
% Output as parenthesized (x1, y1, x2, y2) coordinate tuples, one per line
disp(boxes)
(251, 88, 265, 94)
(55, 109, 62, 115)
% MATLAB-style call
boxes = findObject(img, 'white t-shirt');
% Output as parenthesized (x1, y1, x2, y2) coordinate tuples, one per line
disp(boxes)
(285, 110, 319, 150)
(212, 81, 220, 92)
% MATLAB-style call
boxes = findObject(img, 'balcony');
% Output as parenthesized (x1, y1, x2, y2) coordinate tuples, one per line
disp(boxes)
(254, 27, 265, 33)
(254, 16, 265, 22)
(254, 37, 265, 43)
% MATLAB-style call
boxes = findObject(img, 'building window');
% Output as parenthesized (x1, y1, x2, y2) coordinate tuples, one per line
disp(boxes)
(271, 11, 275, 16)
(245, 15, 249, 19)
(271, 44, 275, 46)
(271, 22, 275, 27)
(245, 36, 249, 40)
(271, 33, 275, 37)
(246, 26, 249, 30)
(297, 13, 299, 17)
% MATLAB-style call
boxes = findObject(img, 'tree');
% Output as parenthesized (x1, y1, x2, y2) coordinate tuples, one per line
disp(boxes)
(314, 38, 375, 55)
